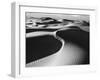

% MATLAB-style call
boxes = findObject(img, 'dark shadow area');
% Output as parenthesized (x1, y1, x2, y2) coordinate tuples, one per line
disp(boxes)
(26, 28, 58, 33)
(26, 35, 62, 64)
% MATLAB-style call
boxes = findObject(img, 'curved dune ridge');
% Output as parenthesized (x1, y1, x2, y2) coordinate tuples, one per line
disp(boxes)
(26, 26, 89, 67)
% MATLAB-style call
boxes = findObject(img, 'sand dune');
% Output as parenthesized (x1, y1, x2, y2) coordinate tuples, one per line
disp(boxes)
(26, 26, 89, 67)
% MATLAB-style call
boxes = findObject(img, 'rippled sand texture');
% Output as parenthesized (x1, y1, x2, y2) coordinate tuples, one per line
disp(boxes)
(26, 27, 89, 67)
